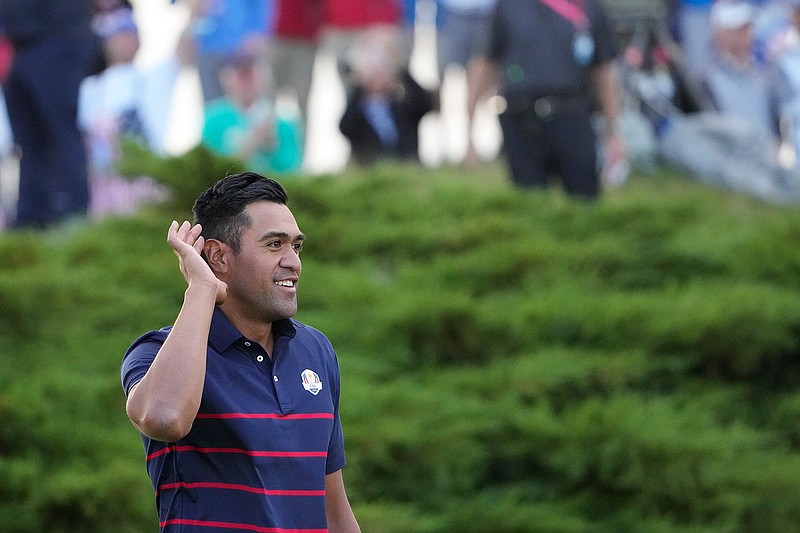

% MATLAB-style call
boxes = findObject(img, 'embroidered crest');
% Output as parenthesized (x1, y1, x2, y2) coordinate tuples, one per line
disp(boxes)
(301, 369, 323, 396)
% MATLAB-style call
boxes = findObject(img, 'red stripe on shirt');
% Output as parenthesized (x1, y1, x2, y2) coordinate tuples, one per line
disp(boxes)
(147, 445, 327, 461)
(159, 518, 327, 532)
(195, 413, 334, 420)
(158, 481, 326, 497)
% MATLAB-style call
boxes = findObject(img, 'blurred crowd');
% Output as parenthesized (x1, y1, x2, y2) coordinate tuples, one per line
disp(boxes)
(2, 0, 800, 230)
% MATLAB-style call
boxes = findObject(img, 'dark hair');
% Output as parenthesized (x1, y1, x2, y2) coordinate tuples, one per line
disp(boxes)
(192, 172, 288, 253)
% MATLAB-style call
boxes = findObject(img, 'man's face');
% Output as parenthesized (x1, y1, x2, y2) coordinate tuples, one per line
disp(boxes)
(716, 24, 753, 60)
(221, 62, 263, 108)
(104, 30, 139, 65)
(224, 200, 304, 323)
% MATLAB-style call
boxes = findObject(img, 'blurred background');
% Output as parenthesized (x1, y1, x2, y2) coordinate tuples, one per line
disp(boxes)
(3, 1, 800, 532)
(130, 0, 502, 173)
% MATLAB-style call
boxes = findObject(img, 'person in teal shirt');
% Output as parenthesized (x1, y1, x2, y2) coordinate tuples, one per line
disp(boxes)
(201, 50, 302, 174)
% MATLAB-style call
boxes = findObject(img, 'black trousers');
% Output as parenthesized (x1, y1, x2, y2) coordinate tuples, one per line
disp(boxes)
(499, 106, 599, 199)
(4, 35, 93, 228)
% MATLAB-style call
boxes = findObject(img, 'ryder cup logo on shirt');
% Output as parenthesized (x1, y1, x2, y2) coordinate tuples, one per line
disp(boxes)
(301, 369, 323, 396)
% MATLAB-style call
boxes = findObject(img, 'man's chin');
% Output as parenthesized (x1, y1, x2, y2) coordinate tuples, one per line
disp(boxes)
(274, 304, 298, 321)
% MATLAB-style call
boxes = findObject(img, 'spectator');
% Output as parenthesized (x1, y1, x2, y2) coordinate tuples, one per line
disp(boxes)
(181, 0, 271, 102)
(339, 26, 435, 165)
(626, 0, 800, 204)
(0, 0, 97, 229)
(700, 0, 780, 141)
(202, 49, 303, 174)
(81, 8, 188, 159)
(267, 0, 324, 159)
(321, 0, 403, 95)
(486, 0, 625, 199)
(435, 0, 497, 166)
(79, 7, 179, 218)
(767, 0, 800, 159)
(616, 25, 698, 173)
(88, 0, 133, 75)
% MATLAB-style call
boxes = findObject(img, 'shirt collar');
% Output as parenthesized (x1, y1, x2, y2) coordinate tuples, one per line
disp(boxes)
(209, 307, 297, 354)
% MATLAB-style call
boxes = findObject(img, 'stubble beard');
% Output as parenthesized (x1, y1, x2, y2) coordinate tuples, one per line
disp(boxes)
(261, 288, 298, 322)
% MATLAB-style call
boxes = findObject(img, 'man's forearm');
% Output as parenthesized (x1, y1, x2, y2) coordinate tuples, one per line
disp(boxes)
(592, 61, 622, 133)
(126, 283, 217, 442)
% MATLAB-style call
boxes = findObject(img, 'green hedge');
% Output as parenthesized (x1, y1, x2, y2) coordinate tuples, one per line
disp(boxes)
(2, 152, 800, 532)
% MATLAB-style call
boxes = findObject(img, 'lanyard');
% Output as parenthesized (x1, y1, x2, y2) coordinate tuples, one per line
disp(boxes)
(538, 0, 589, 31)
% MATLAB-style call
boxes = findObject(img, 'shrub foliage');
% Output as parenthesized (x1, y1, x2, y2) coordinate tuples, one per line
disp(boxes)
(3, 153, 800, 532)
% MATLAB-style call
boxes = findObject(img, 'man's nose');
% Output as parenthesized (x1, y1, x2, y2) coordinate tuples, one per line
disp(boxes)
(281, 248, 301, 270)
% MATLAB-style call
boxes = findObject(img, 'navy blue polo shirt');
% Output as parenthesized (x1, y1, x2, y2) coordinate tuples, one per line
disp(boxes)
(121, 307, 346, 533)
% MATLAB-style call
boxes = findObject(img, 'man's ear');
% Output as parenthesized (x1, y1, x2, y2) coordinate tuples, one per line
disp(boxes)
(204, 239, 229, 274)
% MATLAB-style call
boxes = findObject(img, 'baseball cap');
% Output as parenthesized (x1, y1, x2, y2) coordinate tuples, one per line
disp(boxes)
(710, 1, 754, 30)
(92, 8, 138, 40)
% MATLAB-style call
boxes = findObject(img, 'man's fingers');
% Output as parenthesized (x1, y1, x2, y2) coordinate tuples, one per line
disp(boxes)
(177, 220, 192, 242)
(187, 223, 203, 245)
(193, 235, 205, 255)
(167, 221, 205, 263)
(168, 221, 202, 245)
(167, 220, 181, 249)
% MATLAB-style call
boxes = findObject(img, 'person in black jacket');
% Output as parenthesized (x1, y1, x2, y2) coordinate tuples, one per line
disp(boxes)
(0, 0, 97, 228)
(339, 27, 435, 166)
(486, 0, 625, 199)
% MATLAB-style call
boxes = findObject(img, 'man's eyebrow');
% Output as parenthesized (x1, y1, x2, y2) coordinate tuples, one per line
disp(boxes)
(258, 231, 306, 241)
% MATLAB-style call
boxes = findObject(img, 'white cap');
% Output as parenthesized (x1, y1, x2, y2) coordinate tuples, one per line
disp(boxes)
(710, 1, 754, 30)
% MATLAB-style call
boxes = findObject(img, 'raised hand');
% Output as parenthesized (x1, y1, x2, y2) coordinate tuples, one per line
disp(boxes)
(167, 220, 228, 304)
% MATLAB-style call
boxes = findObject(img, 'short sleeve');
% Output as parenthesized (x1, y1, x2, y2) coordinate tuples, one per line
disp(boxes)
(120, 328, 170, 397)
(588, 0, 618, 65)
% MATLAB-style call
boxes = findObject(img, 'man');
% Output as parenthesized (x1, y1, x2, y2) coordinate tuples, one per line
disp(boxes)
(486, 0, 625, 199)
(0, 0, 96, 228)
(201, 51, 303, 174)
(630, 1, 800, 204)
(121, 172, 361, 533)
(339, 26, 435, 165)
(321, 0, 402, 94)
(701, 0, 780, 141)
(268, 0, 324, 155)
(180, 0, 270, 102)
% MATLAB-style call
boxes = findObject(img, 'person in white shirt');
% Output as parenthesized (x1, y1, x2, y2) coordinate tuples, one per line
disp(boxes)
(78, 7, 187, 217)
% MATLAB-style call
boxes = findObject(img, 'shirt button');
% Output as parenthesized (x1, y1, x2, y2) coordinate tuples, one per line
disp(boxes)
(273, 376, 279, 382)
(256, 355, 264, 363)
(244, 341, 251, 347)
